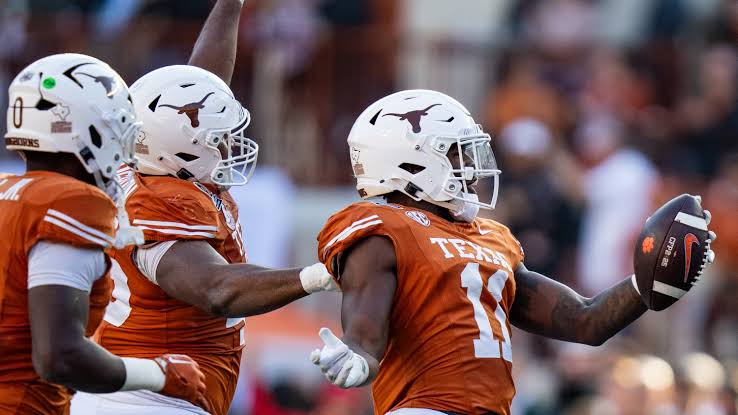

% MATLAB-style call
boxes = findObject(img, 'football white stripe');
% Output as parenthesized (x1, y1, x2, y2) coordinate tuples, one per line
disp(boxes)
(47, 209, 113, 243)
(137, 226, 215, 238)
(322, 219, 383, 259)
(674, 212, 708, 231)
(133, 219, 218, 231)
(43, 216, 110, 246)
(653, 281, 687, 299)
(324, 215, 380, 250)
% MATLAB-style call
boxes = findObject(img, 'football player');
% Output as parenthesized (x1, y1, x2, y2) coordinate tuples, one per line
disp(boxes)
(309, 90, 717, 415)
(71, 2, 335, 414)
(0, 54, 209, 415)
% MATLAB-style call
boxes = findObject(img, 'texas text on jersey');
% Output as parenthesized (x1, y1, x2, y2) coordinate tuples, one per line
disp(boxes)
(318, 200, 525, 415)
(94, 165, 246, 415)
(0, 172, 116, 414)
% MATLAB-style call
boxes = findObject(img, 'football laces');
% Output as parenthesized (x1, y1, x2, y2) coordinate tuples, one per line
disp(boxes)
(691, 236, 715, 287)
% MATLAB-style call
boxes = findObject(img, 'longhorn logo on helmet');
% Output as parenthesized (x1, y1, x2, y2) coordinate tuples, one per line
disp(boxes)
(383, 104, 441, 133)
(158, 92, 215, 128)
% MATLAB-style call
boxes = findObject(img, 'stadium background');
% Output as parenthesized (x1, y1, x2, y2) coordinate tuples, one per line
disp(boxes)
(0, 0, 736, 414)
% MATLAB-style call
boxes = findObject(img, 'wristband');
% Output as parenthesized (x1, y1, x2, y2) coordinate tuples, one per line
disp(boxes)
(119, 357, 166, 392)
(299, 263, 331, 293)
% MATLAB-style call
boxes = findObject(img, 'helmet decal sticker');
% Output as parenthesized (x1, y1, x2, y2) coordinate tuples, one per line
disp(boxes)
(42, 77, 56, 89)
(158, 92, 215, 128)
(135, 130, 149, 155)
(76, 72, 117, 98)
(62, 62, 118, 98)
(50, 103, 72, 134)
(382, 103, 441, 133)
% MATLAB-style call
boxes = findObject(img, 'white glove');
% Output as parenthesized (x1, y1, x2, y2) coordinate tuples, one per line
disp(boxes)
(300, 263, 338, 293)
(310, 328, 369, 388)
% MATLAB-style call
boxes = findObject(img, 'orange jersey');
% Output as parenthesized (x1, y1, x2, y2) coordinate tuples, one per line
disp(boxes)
(95, 166, 246, 415)
(318, 201, 525, 415)
(0, 171, 116, 415)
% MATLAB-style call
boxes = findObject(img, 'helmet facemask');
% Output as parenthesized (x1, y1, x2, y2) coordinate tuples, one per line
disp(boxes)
(434, 129, 501, 211)
(205, 107, 258, 187)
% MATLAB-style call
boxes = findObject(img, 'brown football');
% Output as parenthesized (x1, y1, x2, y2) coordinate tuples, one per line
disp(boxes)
(633, 194, 710, 311)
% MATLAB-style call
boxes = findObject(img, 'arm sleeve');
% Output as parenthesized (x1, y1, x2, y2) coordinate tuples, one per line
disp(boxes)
(317, 204, 399, 284)
(36, 191, 117, 249)
(133, 240, 178, 285)
(126, 188, 221, 243)
(27, 241, 107, 292)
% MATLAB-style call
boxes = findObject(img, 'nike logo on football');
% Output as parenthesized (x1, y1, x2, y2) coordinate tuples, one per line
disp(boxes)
(683, 233, 699, 283)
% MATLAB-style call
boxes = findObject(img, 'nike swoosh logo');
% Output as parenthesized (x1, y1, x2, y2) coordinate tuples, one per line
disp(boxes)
(683, 233, 699, 283)
(479, 229, 494, 235)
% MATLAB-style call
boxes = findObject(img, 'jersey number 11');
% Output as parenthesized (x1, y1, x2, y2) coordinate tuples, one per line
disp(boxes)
(461, 263, 513, 362)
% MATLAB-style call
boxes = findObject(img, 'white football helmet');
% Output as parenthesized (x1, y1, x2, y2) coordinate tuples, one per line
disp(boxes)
(130, 65, 258, 187)
(348, 89, 500, 220)
(5, 53, 140, 197)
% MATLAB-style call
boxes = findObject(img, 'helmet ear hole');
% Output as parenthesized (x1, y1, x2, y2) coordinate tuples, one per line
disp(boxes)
(89, 126, 102, 148)
(398, 163, 426, 174)
(175, 152, 200, 162)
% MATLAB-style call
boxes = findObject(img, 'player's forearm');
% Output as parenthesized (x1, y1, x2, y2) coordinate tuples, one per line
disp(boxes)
(188, 0, 243, 84)
(563, 277, 647, 345)
(206, 264, 308, 317)
(511, 265, 647, 346)
(37, 338, 126, 392)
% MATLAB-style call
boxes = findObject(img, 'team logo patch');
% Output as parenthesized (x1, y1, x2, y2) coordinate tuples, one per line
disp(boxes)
(406, 210, 430, 227)
(50, 104, 72, 134)
(222, 206, 237, 231)
(193, 181, 224, 211)
(135, 130, 149, 154)
(350, 147, 365, 175)
(641, 235, 655, 254)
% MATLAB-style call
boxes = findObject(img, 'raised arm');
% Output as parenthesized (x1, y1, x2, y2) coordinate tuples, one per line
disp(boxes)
(311, 236, 397, 387)
(188, 0, 245, 84)
(509, 263, 647, 346)
(153, 240, 334, 317)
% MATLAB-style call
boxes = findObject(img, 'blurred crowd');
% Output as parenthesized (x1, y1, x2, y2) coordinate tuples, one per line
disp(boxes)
(0, 0, 736, 414)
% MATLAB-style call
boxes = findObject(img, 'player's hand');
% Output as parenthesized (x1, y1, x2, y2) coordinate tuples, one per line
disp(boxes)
(154, 354, 211, 412)
(300, 263, 339, 293)
(310, 328, 368, 388)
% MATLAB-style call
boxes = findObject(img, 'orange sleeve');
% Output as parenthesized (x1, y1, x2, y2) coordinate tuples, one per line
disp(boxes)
(317, 203, 403, 284)
(34, 187, 117, 249)
(126, 184, 221, 243)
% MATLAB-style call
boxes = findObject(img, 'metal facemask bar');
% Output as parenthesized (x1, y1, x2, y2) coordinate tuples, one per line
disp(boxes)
(444, 132, 501, 210)
(207, 106, 259, 187)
